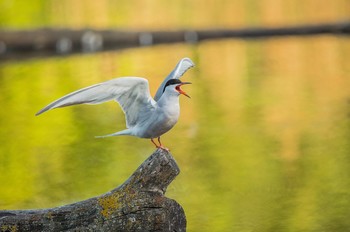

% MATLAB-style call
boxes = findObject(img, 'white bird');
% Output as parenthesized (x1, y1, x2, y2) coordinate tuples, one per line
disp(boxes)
(36, 58, 194, 150)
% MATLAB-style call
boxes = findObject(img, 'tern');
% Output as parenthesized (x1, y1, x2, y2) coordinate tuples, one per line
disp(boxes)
(36, 58, 194, 150)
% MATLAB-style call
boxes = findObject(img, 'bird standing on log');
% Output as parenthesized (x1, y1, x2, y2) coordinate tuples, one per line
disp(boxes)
(36, 58, 194, 150)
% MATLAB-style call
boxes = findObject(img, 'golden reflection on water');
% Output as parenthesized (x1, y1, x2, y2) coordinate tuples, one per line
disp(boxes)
(1, 0, 350, 231)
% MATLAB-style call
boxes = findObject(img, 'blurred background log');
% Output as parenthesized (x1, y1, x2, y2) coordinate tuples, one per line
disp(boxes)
(0, 149, 186, 232)
(0, 21, 349, 61)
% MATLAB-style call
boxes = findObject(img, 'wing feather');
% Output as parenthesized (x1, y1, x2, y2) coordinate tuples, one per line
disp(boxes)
(36, 77, 156, 128)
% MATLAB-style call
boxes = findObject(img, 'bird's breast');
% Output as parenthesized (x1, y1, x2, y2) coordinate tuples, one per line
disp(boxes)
(136, 104, 180, 138)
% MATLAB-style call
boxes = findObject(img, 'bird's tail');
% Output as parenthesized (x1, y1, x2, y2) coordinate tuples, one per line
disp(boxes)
(95, 129, 132, 138)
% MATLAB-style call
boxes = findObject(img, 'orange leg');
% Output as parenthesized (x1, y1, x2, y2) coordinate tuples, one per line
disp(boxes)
(151, 138, 159, 148)
(150, 137, 169, 151)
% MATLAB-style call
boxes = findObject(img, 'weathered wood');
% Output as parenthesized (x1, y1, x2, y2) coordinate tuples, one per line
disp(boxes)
(0, 21, 349, 61)
(0, 149, 186, 232)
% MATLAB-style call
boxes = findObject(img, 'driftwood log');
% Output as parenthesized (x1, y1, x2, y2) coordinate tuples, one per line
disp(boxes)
(0, 149, 186, 232)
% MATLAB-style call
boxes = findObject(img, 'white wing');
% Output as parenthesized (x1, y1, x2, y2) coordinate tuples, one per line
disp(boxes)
(36, 77, 156, 128)
(154, 57, 195, 101)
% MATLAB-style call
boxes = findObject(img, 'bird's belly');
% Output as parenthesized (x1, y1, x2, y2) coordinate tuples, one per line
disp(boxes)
(136, 113, 178, 139)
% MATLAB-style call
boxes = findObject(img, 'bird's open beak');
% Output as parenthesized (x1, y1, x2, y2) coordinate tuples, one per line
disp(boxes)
(176, 82, 192, 98)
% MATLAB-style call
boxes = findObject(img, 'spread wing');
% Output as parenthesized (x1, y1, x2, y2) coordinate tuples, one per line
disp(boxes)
(36, 77, 156, 128)
(154, 57, 195, 101)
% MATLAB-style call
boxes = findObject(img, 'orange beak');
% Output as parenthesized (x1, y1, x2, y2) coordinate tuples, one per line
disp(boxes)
(176, 82, 191, 98)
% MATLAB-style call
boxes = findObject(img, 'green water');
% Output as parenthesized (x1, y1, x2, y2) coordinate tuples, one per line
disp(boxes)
(1, 1, 350, 231)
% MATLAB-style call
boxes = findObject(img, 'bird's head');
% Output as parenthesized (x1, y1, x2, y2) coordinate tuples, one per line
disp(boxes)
(163, 79, 191, 98)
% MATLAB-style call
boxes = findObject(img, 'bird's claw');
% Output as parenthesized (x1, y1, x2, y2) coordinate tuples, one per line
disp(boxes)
(158, 146, 170, 152)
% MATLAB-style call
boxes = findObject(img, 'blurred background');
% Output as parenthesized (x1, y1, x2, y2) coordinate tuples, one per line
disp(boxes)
(1, 0, 350, 231)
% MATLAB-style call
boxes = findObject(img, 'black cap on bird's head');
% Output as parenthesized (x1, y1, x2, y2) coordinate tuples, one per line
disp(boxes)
(163, 79, 191, 98)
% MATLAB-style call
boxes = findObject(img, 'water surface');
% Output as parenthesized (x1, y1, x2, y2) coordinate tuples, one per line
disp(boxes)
(1, 1, 350, 231)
